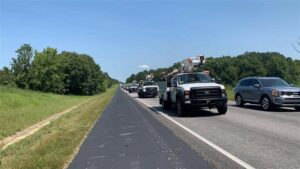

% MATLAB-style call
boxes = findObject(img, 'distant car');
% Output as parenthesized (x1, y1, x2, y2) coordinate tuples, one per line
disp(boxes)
(138, 81, 159, 98)
(128, 85, 138, 93)
(234, 77, 300, 111)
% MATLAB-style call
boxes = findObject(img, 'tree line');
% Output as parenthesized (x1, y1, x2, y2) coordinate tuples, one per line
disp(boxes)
(126, 52, 300, 86)
(0, 44, 118, 95)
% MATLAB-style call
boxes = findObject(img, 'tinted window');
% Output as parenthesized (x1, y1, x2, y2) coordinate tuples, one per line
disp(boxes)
(143, 82, 157, 86)
(239, 79, 249, 86)
(249, 79, 259, 86)
(259, 78, 290, 87)
(172, 77, 177, 87)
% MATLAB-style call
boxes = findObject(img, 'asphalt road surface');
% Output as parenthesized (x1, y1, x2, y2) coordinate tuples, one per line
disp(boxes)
(69, 88, 300, 169)
(69, 89, 210, 169)
(126, 91, 300, 169)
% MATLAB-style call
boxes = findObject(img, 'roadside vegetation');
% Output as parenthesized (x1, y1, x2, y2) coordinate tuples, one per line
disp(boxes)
(0, 44, 118, 95)
(126, 52, 300, 100)
(0, 85, 117, 169)
(0, 86, 92, 140)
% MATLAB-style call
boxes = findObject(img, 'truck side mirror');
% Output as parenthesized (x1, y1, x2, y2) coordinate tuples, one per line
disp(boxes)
(290, 83, 294, 87)
(216, 79, 222, 84)
(211, 78, 215, 83)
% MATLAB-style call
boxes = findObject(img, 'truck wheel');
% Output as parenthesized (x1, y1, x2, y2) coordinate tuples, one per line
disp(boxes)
(176, 98, 185, 116)
(261, 96, 272, 111)
(295, 107, 300, 111)
(235, 94, 244, 107)
(162, 100, 170, 110)
(217, 103, 227, 115)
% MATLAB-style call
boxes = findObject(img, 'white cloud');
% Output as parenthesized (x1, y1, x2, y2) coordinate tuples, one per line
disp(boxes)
(138, 64, 150, 69)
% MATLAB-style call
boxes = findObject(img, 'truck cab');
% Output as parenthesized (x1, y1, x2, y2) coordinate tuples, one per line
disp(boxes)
(138, 81, 159, 98)
(170, 73, 227, 115)
(158, 56, 228, 116)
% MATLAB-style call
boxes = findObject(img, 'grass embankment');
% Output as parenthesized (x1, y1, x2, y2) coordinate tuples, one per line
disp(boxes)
(0, 85, 117, 169)
(0, 86, 91, 140)
(225, 86, 235, 101)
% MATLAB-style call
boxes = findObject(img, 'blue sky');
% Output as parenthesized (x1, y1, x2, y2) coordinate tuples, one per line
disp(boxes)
(0, 0, 299, 82)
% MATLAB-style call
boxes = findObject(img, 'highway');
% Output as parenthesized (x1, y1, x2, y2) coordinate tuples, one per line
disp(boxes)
(69, 89, 210, 169)
(70, 88, 300, 169)
(126, 90, 300, 169)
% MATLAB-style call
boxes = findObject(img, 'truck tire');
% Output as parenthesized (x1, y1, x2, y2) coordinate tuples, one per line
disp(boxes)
(217, 103, 227, 115)
(162, 100, 170, 110)
(176, 98, 186, 116)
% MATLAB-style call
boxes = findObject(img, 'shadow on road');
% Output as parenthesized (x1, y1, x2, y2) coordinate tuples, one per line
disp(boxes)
(231, 104, 299, 112)
(150, 106, 222, 118)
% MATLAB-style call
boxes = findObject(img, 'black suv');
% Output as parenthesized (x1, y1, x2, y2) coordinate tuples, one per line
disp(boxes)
(234, 77, 300, 111)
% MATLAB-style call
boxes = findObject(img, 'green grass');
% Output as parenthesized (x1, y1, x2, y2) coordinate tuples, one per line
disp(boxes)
(225, 85, 235, 101)
(0, 86, 92, 140)
(0, 85, 117, 169)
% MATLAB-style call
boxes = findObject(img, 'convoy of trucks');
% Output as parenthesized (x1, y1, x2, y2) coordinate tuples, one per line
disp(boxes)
(122, 54, 300, 114)
(123, 55, 228, 116)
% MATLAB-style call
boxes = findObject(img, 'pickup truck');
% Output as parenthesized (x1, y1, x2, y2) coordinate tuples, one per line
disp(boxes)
(128, 84, 139, 93)
(138, 81, 159, 98)
(158, 72, 228, 116)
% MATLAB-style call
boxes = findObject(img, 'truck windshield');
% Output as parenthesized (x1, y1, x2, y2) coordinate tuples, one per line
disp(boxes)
(178, 73, 211, 84)
(260, 78, 290, 87)
(143, 82, 157, 86)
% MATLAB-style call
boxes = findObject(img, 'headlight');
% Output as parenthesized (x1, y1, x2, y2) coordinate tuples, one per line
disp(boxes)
(222, 89, 227, 97)
(272, 89, 279, 97)
(143, 88, 146, 92)
(184, 91, 190, 99)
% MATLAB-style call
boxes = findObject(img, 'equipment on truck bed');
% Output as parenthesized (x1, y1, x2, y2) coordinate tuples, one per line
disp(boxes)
(181, 55, 205, 73)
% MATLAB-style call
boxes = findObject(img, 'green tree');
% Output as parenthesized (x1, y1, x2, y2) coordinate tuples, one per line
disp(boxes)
(28, 48, 65, 93)
(59, 52, 106, 95)
(11, 44, 33, 88)
(0, 67, 13, 85)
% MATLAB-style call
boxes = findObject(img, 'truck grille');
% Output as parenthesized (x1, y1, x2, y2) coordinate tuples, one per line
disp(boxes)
(146, 87, 157, 92)
(190, 87, 222, 99)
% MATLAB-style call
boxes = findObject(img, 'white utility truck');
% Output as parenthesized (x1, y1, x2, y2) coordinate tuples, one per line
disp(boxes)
(158, 56, 228, 116)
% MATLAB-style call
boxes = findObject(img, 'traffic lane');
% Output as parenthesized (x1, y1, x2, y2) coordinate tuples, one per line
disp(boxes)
(131, 93, 300, 142)
(128, 92, 300, 169)
(69, 89, 210, 169)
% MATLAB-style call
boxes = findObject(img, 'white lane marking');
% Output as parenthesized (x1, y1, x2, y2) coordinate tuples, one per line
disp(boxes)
(132, 95, 255, 169)
(119, 132, 136, 136)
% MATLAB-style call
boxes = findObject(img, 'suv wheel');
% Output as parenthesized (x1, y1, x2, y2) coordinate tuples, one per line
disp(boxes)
(261, 96, 272, 110)
(176, 98, 185, 116)
(235, 95, 244, 107)
(217, 103, 227, 115)
(295, 107, 300, 111)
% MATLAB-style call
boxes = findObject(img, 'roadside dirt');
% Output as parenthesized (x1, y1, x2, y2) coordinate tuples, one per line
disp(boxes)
(0, 99, 92, 150)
